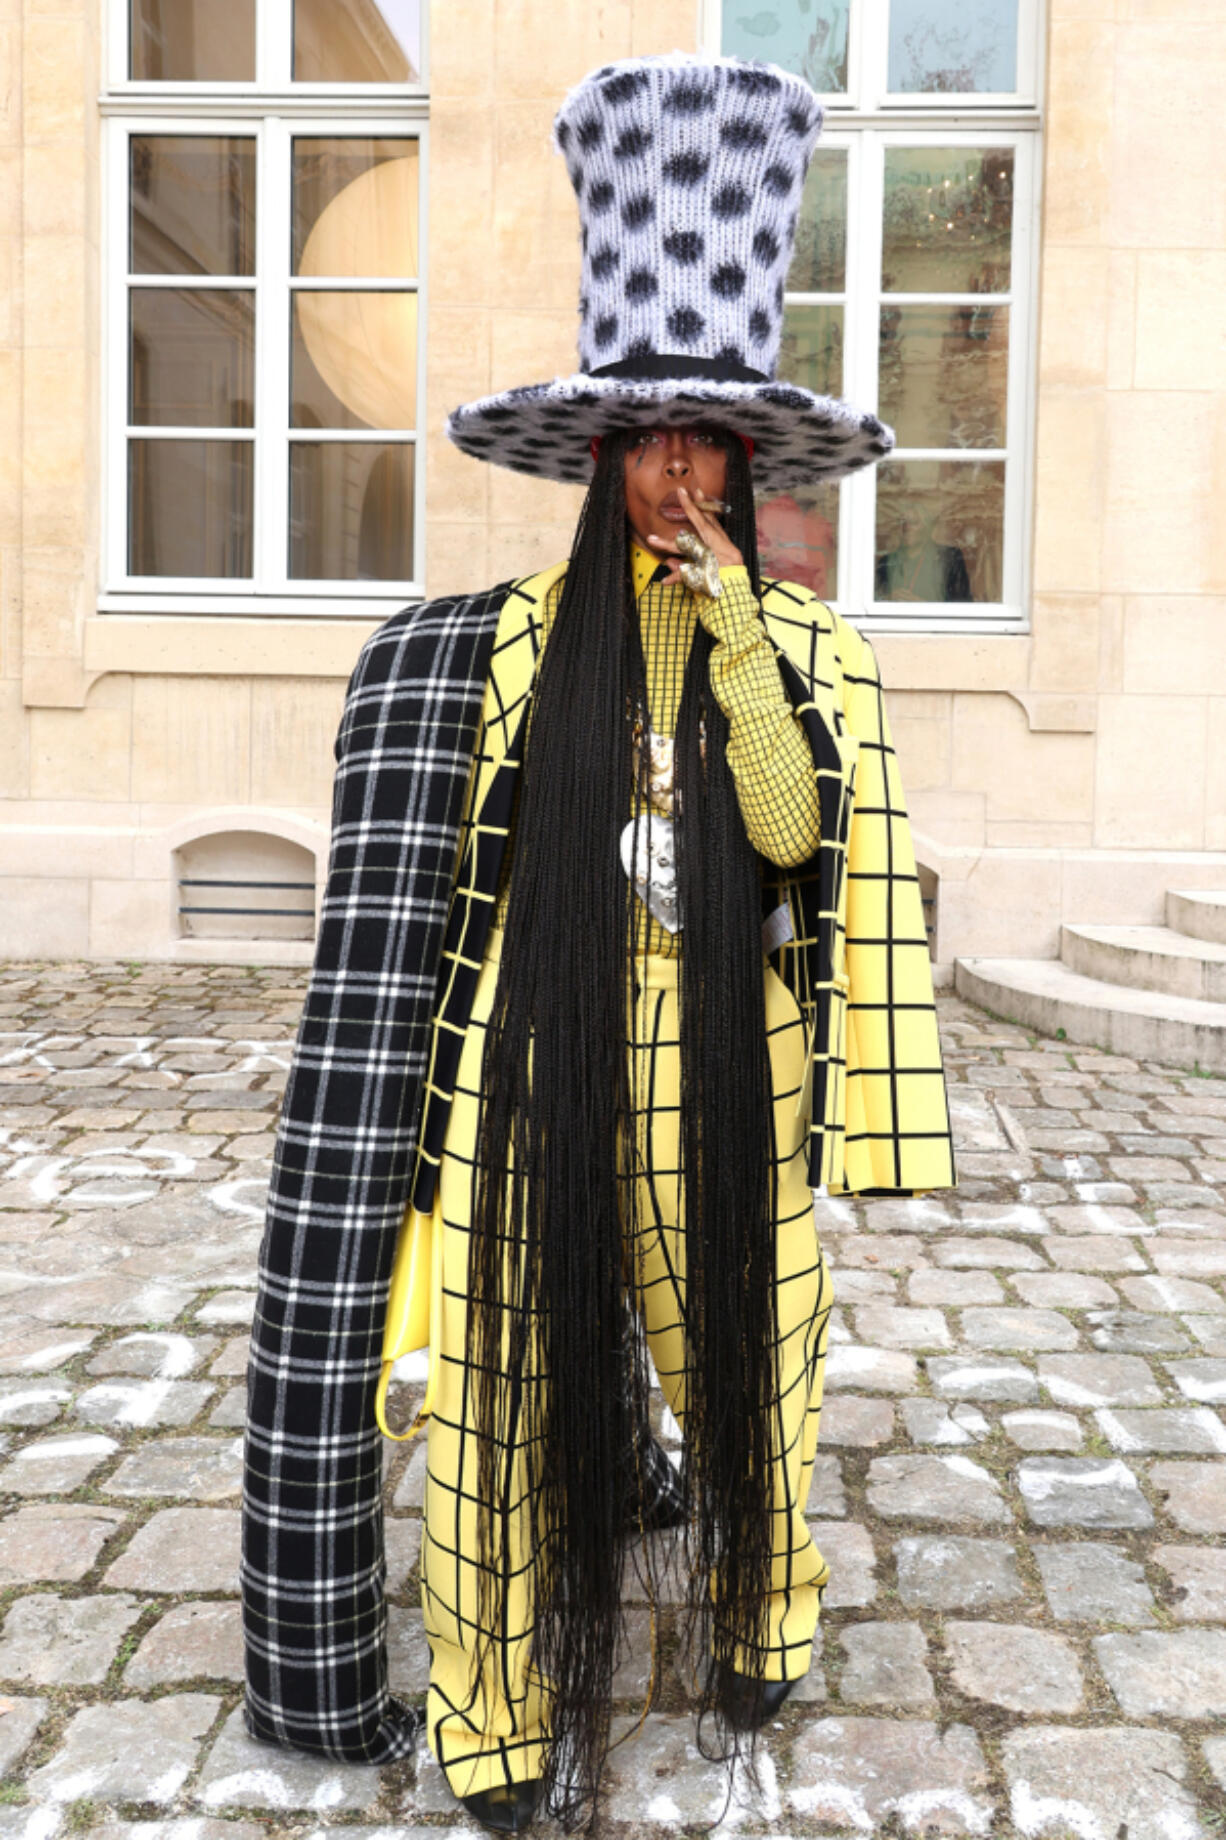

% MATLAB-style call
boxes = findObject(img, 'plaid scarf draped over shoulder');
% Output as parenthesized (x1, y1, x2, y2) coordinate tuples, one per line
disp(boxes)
(241, 581, 510, 1760)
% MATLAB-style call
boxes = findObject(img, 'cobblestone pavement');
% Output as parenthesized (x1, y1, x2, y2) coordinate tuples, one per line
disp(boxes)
(1, 960, 1225, 1839)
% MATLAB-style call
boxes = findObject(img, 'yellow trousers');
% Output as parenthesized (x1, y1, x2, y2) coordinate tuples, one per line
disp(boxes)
(420, 923, 834, 1799)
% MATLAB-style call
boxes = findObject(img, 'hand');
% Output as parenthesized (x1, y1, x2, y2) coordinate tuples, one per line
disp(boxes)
(646, 486, 744, 589)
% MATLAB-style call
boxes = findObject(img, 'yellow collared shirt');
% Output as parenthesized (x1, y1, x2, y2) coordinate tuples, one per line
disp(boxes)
(491, 539, 822, 956)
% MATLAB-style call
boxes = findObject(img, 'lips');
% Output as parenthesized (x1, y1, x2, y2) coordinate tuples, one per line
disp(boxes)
(657, 492, 690, 522)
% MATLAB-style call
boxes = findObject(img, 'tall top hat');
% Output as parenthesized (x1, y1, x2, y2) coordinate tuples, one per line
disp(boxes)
(445, 51, 893, 495)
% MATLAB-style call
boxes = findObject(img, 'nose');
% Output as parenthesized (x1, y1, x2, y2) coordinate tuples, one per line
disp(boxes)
(660, 430, 692, 474)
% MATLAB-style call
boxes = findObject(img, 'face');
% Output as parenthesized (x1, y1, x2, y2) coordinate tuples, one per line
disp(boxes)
(622, 425, 730, 553)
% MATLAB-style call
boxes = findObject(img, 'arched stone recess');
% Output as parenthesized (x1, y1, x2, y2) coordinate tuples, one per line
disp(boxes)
(148, 809, 329, 950)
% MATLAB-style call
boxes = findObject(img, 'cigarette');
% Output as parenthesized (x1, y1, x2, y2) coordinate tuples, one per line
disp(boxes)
(693, 495, 730, 515)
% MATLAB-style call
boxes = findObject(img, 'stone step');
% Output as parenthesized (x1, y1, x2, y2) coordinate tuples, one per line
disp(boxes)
(955, 955, 1226, 1072)
(1167, 887, 1226, 947)
(1061, 923, 1226, 1003)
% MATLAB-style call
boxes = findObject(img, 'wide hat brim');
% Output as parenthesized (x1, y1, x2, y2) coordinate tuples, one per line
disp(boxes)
(444, 371, 894, 494)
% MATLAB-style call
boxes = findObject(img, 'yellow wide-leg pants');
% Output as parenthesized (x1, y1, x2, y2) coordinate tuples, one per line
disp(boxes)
(420, 923, 834, 1799)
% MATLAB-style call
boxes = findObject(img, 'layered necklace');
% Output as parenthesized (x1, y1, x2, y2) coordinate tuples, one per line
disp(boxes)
(620, 578, 706, 934)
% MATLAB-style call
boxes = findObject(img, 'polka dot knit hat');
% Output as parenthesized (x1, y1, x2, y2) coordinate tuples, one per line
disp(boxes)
(444, 51, 894, 494)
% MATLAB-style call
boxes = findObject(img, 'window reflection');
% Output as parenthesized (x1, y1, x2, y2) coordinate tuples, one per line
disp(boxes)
(787, 150, 847, 295)
(129, 439, 253, 576)
(292, 140, 418, 276)
(755, 484, 839, 599)
(291, 293, 417, 430)
(130, 136, 256, 276)
(289, 442, 414, 579)
(875, 460, 1004, 603)
(888, 0, 1018, 94)
(131, 288, 254, 427)
(130, 0, 255, 81)
(293, 0, 421, 82)
(778, 304, 843, 401)
(879, 303, 1007, 450)
(882, 149, 1013, 294)
(721, 0, 848, 93)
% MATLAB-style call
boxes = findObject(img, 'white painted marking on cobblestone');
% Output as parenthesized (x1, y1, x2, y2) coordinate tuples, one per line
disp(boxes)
(20, 1810, 63, 1840)
(17, 1339, 91, 1368)
(207, 1179, 267, 1222)
(109, 1038, 161, 1068)
(1148, 1277, 1198, 1311)
(725, 1746, 782, 1825)
(1095, 1410, 1143, 1452)
(0, 1387, 69, 1414)
(111, 1333, 198, 1380)
(941, 1455, 998, 1484)
(0, 1034, 66, 1069)
(1083, 1199, 1149, 1237)
(1005, 1411, 1080, 1435)
(14, 1436, 116, 1461)
(788, 1781, 871, 1828)
(77, 1382, 177, 1428)
(231, 1040, 294, 1071)
(937, 1363, 1030, 1390)
(1173, 1370, 1226, 1403)
(896, 1788, 992, 1836)
(813, 1196, 856, 1228)
(38, 1767, 103, 1803)
(1019, 1461, 1137, 1500)
(900, 1198, 954, 1227)
(1010, 1782, 1103, 1840)
(2, 1146, 199, 1208)
(198, 1767, 349, 1811)
(1044, 1374, 1114, 1407)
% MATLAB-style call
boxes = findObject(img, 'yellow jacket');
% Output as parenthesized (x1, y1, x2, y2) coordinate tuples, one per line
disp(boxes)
(409, 561, 956, 1203)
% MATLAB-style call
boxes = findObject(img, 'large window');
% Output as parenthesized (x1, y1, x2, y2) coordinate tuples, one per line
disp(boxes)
(102, 0, 427, 615)
(712, 0, 1042, 631)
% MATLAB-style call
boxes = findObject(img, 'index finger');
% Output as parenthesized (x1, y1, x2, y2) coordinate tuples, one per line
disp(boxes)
(678, 485, 720, 531)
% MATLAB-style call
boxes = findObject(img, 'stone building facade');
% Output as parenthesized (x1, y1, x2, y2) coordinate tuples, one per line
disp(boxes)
(1, 1, 1223, 976)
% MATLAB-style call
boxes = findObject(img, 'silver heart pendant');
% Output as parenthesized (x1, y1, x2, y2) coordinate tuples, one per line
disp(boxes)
(619, 813, 680, 933)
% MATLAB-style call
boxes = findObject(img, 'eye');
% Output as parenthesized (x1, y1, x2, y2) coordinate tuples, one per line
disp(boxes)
(686, 431, 717, 446)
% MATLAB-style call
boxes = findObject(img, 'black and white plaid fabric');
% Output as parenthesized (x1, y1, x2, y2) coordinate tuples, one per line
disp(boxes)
(241, 581, 512, 1762)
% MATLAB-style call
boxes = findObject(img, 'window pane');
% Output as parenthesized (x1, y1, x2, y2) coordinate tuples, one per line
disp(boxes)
(888, 0, 1018, 94)
(128, 439, 253, 576)
(882, 148, 1013, 295)
(778, 304, 843, 399)
(291, 292, 417, 429)
(130, 288, 254, 427)
(879, 303, 1007, 449)
(292, 140, 418, 277)
(788, 150, 847, 294)
(721, 0, 849, 93)
(130, 136, 256, 276)
(293, 0, 421, 81)
(875, 459, 1004, 603)
(289, 442, 414, 579)
(130, 0, 255, 80)
(756, 483, 839, 600)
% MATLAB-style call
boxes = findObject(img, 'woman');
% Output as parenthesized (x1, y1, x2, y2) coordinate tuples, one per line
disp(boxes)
(241, 48, 955, 1840)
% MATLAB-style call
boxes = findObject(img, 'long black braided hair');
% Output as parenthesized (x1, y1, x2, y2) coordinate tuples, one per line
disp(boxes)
(462, 425, 784, 1829)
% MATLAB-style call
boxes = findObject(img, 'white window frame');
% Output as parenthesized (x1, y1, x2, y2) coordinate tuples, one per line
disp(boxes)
(99, 0, 429, 618)
(705, 0, 1044, 634)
